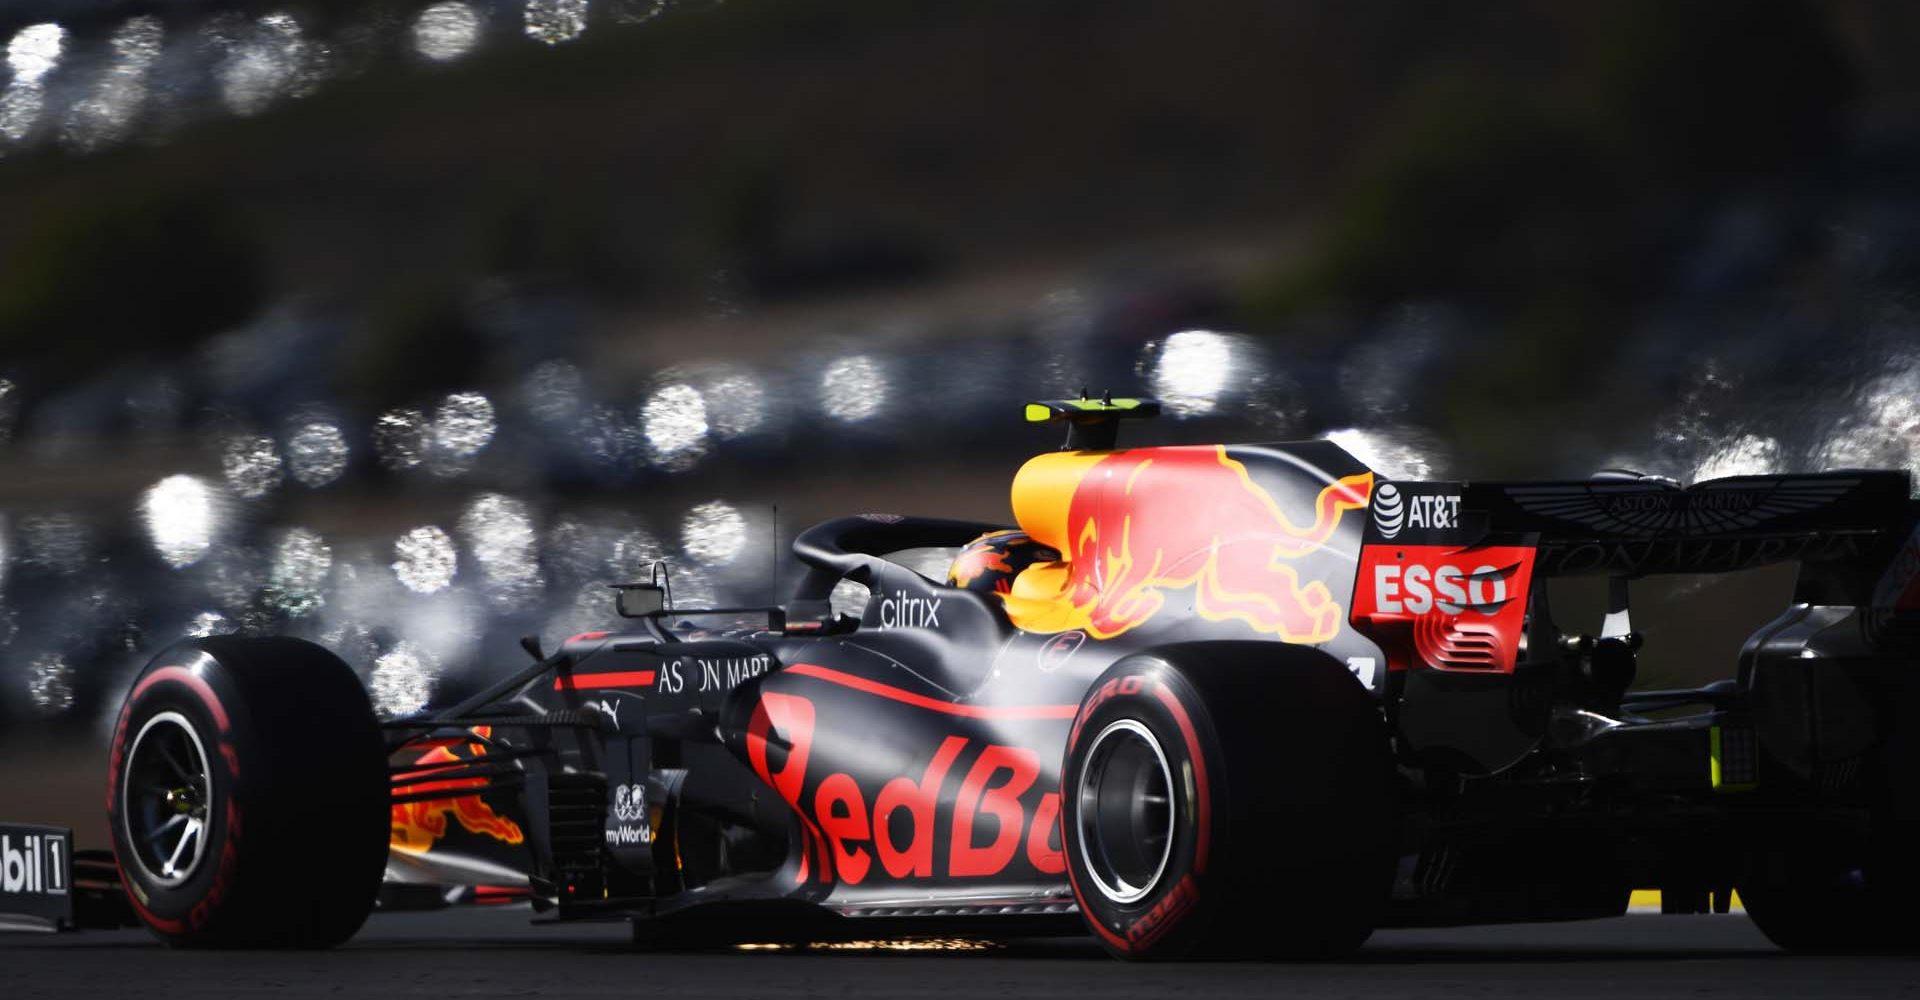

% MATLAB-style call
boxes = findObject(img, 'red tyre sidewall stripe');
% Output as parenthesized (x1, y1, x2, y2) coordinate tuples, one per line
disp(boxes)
(107, 664, 242, 937)
(131, 667, 232, 733)
(122, 878, 186, 935)
(1062, 676, 1135, 954)
(1064, 670, 1217, 954)
(1065, 850, 1133, 953)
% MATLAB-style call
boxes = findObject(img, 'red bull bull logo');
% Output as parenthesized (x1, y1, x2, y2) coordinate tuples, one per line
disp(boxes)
(1005, 445, 1371, 640)
(390, 727, 525, 852)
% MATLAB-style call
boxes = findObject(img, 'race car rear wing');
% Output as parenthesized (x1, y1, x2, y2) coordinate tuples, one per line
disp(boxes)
(1372, 470, 1915, 581)
(1352, 469, 1920, 775)
(1351, 469, 1920, 682)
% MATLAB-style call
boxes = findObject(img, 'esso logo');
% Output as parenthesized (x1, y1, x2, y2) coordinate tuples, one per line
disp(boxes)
(1372, 562, 1507, 615)
(1351, 544, 1536, 674)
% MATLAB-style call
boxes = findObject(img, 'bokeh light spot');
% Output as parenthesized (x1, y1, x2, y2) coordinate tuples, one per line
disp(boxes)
(61, 16, 162, 151)
(429, 391, 498, 476)
(141, 474, 219, 568)
(820, 355, 888, 422)
(460, 494, 543, 607)
(186, 610, 233, 638)
(26, 653, 73, 716)
(6, 23, 64, 83)
(219, 12, 312, 117)
(525, 0, 590, 44)
(392, 526, 458, 594)
(413, 2, 482, 62)
(286, 421, 350, 487)
(370, 640, 439, 718)
(0, 379, 18, 441)
(705, 373, 766, 438)
(644, 383, 709, 468)
(522, 359, 585, 426)
(1151, 330, 1237, 417)
(268, 527, 333, 615)
(681, 500, 746, 566)
(0, 23, 65, 145)
(373, 408, 429, 470)
(222, 433, 285, 498)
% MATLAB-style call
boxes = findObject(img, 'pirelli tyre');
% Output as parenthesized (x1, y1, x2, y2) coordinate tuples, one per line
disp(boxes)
(1061, 642, 1398, 961)
(1738, 823, 1920, 953)
(107, 636, 388, 948)
(1739, 715, 1920, 954)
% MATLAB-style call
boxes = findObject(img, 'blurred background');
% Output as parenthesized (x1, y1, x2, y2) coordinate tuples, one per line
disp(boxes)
(0, 0, 1917, 842)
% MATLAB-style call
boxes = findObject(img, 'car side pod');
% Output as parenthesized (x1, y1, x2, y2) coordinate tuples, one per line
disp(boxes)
(1060, 641, 1397, 961)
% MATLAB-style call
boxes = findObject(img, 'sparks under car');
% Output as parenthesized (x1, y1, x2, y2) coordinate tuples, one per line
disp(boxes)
(25, 398, 1920, 958)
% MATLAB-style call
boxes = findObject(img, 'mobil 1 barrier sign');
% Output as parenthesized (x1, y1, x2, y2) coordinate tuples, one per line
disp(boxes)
(0, 824, 73, 932)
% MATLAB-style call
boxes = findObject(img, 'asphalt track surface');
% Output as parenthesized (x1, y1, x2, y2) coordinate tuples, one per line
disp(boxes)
(7, 907, 1920, 1000)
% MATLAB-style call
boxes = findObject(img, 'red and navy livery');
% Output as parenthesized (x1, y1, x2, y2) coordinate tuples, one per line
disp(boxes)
(60, 397, 1920, 959)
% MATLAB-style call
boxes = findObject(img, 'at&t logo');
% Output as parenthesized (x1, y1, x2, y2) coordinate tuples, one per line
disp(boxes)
(1373, 484, 1461, 538)
(1373, 483, 1405, 538)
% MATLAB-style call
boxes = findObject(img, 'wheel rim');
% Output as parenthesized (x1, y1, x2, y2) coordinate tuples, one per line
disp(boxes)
(1076, 718, 1176, 904)
(122, 711, 213, 887)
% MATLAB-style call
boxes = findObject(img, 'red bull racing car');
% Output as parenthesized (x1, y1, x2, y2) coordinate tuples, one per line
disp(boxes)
(33, 397, 1920, 958)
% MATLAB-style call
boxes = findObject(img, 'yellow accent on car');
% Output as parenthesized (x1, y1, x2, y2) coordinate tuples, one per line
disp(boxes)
(1628, 889, 1745, 911)
(1009, 451, 1109, 553)
(1710, 726, 1756, 792)
(1024, 397, 1153, 422)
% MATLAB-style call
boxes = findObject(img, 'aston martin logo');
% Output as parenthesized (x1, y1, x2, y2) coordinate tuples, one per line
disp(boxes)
(1507, 477, 1861, 538)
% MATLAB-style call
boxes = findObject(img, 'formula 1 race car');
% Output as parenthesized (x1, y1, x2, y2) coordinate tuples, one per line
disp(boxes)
(47, 398, 1920, 958)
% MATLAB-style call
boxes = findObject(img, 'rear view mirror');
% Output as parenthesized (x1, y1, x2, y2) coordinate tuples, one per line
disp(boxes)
(613, 584, 666, 618)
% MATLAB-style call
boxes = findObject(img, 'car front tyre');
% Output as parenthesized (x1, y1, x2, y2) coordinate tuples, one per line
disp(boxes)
(107, 636, 388, 948)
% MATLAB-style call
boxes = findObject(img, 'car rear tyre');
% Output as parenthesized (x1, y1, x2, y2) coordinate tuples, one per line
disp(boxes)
(1739, 824, 1916, 953)
(1739, 719, 1920, 954)
(107, 636, 388, 948)
(1061, 642, 1398, 961)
